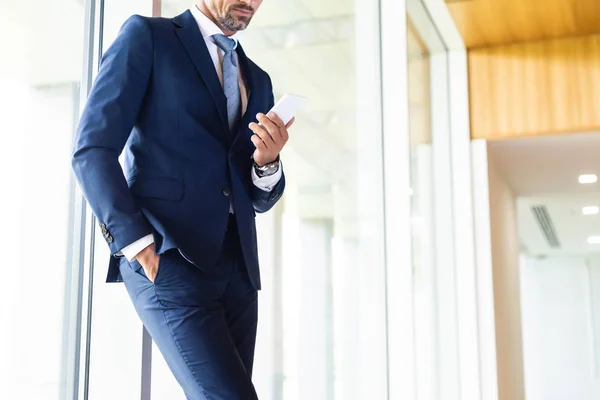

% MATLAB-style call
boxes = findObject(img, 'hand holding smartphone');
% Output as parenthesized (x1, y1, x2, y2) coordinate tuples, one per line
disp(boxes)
(250, 93, 306, 166)
(266, 93, 306, 125)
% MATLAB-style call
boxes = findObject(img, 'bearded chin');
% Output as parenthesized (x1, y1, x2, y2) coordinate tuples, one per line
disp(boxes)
(220, 13, 251, 32)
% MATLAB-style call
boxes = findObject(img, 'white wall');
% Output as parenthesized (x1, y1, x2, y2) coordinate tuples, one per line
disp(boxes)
(488, 154, 526, 400)
(520, 256, 600, 400)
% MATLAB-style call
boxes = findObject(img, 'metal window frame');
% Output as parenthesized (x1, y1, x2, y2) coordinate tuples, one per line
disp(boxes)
(62, 0, 102, 398)
(382, 0, 480, 399)
(74, 1, 160, 399)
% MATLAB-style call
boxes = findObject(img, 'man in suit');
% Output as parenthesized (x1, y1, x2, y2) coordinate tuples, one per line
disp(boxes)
(72, 1, 293, 398)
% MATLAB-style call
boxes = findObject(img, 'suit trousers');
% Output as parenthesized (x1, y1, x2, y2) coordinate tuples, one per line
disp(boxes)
(119, 217, 259, 400)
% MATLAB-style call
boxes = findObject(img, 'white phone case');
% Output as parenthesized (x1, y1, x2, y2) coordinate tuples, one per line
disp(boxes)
(268, 94, 306, 125)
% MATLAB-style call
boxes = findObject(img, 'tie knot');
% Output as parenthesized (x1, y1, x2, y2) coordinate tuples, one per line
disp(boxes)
(213, 34, 237, 52)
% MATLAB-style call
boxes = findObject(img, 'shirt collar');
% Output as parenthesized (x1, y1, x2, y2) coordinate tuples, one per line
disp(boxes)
(190, 6, 239, 48)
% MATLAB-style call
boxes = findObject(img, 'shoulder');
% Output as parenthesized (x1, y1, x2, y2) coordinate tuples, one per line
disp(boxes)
(119, 14, 174, 36)
(118, 15, 151, 37)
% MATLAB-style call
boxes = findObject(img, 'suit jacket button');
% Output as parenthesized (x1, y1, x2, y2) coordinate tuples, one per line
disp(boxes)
(100, 223, 107, 234)
(222, 188, 231, 197)
(107, 236, 114, 243)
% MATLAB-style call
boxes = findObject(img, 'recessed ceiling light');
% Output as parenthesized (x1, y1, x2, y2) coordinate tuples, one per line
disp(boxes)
(579, 174, 598, 184)
(588, 236, 600, 244)
(583, 206, 600, 215)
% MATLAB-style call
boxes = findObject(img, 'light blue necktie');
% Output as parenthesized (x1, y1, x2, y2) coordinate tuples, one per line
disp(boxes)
(213, 34, 241, 213)
(213, 34, 242, 133)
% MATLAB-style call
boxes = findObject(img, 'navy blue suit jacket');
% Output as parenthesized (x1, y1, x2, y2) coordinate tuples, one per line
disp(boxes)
(71, 10, 284, 290)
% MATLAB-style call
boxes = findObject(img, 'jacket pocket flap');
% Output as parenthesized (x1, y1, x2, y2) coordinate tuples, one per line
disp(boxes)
(129, 176, 184, 201)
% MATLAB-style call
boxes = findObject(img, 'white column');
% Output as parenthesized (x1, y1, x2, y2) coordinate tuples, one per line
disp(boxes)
(331, 238, 362, 400)
(356, 0, 390, 399)
(254, 205, 284, 400)
(430, 51, 461, 400)
(471, 139, 500, 400)
(380, 0, 415, 398)
(448, 49, 483, 400)
(297, 219, 334, 400)
(412, 145, 437, 400)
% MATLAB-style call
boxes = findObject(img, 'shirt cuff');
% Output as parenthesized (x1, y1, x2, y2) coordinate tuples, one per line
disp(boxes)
(119, 234, 155, 261)
(251, 161, 283, 192)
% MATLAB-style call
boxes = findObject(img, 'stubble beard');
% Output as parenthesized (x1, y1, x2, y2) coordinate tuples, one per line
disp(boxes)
(208, 2, 254, 32)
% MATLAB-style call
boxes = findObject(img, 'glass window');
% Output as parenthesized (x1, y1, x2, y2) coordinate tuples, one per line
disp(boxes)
(0, 1, 84, 399)
(156, 1, 389, 399)
(0, 0, 460, 397)
(85, 2, 154, 399)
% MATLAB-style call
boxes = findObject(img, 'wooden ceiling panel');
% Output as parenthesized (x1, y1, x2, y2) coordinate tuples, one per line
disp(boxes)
(446, 0, 600, 48)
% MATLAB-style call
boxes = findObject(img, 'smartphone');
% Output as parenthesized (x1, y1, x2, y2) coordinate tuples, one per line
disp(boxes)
(268, 93, 306, 125)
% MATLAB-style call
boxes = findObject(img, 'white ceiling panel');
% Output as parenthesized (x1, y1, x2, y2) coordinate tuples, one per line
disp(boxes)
(492, 132, 600, 257)
(489, 132, 600, 196)
(519, 195, 600, 257)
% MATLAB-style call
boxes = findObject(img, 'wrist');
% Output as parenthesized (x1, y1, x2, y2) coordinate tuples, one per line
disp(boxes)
(134, 243, 154, 262)
(254, 156, 280, 178)
(255, 154, 280, 168)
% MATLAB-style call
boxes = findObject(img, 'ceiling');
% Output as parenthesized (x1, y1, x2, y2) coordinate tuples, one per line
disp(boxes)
(446, 0, 600, 48)
(488, 132, 600, 256)
(488, 132, 600, 196)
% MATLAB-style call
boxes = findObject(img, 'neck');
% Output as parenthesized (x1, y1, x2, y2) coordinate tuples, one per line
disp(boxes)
(195, 2, 236, 37)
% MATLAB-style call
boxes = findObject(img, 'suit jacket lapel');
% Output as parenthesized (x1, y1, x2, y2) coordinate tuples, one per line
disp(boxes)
(173, 11, 229, 133)
(235, 43, 260, 146)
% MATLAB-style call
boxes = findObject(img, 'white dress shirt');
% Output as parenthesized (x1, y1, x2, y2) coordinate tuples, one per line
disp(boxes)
(120, 6, 282, 261)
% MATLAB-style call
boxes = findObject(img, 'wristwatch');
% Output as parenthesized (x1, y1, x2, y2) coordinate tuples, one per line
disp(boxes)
(254, 157, 280, 178)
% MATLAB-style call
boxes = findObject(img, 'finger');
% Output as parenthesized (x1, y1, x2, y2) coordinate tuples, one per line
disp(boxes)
(250, 132, 268, 150)
(267, 111, 286, 130)
(281, 127, 289, 143)
(249, 123, 272, 147)
(256, 113, 280, 142)
(267, 112, 287, 141)
(285, 117, 295, 130)
(280, 117, 294, 142)
(249, 122, 274, 148)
